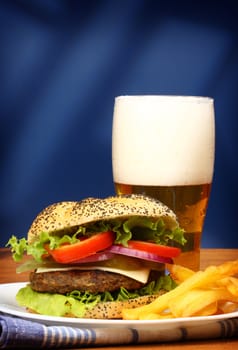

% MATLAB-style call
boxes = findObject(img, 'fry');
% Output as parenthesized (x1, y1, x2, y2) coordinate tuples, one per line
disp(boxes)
(192, 302, 218, 316)
(169, 288, 238, 317)
(215, 277, 238, 295)
(166, 264, 195, 284)
(218, 301, 238, 314)
(138, 312, 173, 320)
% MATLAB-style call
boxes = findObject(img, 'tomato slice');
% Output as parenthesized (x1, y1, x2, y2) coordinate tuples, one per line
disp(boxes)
(46, 231, 115, 263)
(127, 240, 181, 258)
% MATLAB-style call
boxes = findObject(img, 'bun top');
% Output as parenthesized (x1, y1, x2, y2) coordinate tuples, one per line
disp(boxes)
(27, 194, 178, 243)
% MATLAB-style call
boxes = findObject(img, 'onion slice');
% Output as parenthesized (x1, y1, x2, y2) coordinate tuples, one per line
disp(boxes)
(67, 252, 115, 264)
(105, 245, 173, 264)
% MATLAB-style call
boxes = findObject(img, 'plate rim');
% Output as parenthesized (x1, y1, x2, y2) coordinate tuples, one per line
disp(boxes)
(1, 282, 238, 328)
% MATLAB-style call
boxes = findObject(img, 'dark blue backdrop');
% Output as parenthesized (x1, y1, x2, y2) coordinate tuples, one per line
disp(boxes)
(1, 0, 238, 248)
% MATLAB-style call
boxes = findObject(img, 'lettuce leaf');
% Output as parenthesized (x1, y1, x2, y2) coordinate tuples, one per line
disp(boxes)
(16, 285, 100, 317)
(118, 217, 186, 246)
(7, 217, 185, 262)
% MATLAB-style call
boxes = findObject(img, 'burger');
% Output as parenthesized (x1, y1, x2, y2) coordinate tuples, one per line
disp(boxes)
(7, 194, 186, 319)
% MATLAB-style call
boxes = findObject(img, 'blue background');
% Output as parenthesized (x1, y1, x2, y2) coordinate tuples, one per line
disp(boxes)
(1, 0, 238, 248)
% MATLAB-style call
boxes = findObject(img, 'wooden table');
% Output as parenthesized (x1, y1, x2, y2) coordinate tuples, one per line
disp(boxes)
(0, 248, 238, 349)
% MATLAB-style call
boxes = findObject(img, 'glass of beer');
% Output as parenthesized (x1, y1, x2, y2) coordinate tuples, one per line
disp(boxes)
(112, 95, 215, 270)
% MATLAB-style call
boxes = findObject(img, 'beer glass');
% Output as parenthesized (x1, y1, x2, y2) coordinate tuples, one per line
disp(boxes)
(112, 95, 215, 270)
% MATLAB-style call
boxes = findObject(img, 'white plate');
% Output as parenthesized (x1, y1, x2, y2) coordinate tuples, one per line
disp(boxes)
(0, 282, 238, 330)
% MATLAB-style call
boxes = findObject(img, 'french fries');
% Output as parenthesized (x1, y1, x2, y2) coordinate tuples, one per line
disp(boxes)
(122, 260, 238, 320)
(166, 264, 195, 283)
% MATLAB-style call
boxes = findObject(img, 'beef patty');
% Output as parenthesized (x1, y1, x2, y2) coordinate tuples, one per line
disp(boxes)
(29, 270, 145, 294)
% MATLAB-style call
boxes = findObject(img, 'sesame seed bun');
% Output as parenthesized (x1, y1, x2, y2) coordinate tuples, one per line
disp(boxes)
(82, 293, 163, 319)
(27, 194, 178, 243)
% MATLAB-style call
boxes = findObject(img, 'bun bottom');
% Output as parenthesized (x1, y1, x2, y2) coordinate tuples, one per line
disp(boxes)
(27, 293, 163, 319)
(84, 294, 162, 319)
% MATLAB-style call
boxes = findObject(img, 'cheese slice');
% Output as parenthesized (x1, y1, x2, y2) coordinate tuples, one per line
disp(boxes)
(36, 265, 150, 284)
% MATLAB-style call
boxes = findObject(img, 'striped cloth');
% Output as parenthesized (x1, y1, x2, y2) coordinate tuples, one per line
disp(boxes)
(0, 313, 238, 348)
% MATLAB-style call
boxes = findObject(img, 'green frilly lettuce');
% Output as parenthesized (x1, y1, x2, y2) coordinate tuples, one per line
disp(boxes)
(7, 217, 186, 263)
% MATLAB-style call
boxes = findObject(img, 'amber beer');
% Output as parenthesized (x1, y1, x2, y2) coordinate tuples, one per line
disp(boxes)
(112, 96, 215, 270)
(115, 183, 211, 270)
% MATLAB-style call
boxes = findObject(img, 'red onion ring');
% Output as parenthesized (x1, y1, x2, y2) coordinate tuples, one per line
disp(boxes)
(105, 245, 173, 264)
(67, 252, 115, 264)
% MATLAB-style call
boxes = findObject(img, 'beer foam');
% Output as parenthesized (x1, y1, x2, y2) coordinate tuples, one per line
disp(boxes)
(112, 96, 215, 186)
